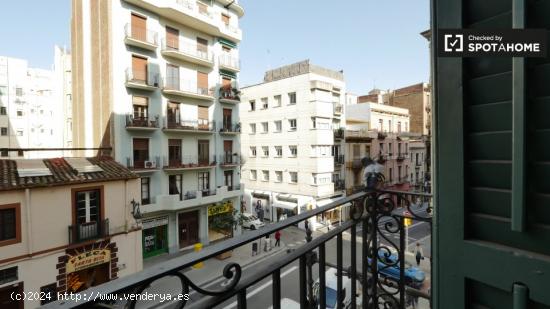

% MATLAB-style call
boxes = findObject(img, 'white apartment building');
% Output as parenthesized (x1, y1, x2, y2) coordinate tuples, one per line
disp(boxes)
(0, 56, 65, 159)
(346, 102, 410, 133)
(72, 0, 244, 257)
(240, 60, 346, 228)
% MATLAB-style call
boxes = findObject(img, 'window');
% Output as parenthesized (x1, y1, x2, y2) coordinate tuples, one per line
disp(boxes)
(262, 170, 269, 181)
(75, 189, 100, 224)
(250, 123, 256, 134)
(169, 174, 182, 199)
(312, 173, 331, 185)
(168, 139, 182, 166)
(311, 117, 330, 130)
(275, 171, 283, 182)
(261, 97, 268, 109)
(289, 172, 298, 183)
(250, 146, 257, 157)
(15, 88, 23, 96)
(398, 121, 402, 133)
(198, 172, 210, 191)
(389, 168, 393, 182)
(275, 146, 282, 157)
(0, 86, 6, 96)
(398, 166, 402, 180)
(289, 145, 297, 157)
(0, 204, 20, 246)
(0, 107, 5, 115)
(133, 138, 149, 168)
(261, 122, 268, 133)
(16, 130, 23, 136)
(250, 170, 257, 180)
(1, 127, 6, 136)
(416, 153, 420, 165)
(288, 92, 296, 105)
(221, 13, 230, 25)
(388, 143, 393, 155)
(165, 26, 179, 50)
(141, 177, 150, 205)
(40, 110, 44, 114)
(262, 146, 269, 157)
(405, 122, 408, 132)
(40, 129, 44, 133)
(378, 119, 383, 131)
(353, 145, 360, 158)
(389, 120, 392, 132)
(249, 100, 256, 111)
(133, 96, 148, 120)
(17, 151, 23, 157)
(310, 145, 331, 157)
(16, 110, 23, 117)
(289, 119, 297, 131)
(274, 95, 281, 107)
(0, 267, 18, 286)
(274, 120, 282, 132)
(1, 150, 7, 157)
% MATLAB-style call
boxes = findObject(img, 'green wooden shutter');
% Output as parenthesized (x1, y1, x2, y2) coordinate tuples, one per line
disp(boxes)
(434, 0, 550, 308)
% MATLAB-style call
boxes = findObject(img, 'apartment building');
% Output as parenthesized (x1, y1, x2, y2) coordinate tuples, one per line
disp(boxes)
(409, 139, 427, 191)
(345, 102, 415, 192)
(0, 157, 142, 308)
(240, 60, 346, 228)
(54, 46, 73, 153)
(0, 56, 65, 159)
(71, 0, 244, 256)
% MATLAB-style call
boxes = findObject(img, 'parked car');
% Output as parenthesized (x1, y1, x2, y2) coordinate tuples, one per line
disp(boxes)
(312, 267, 362, 308)
(368, 251, 425, 289)
(241, 213, 265, 230)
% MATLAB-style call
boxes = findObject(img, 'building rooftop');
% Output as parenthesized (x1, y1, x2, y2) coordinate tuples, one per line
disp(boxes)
(262, 59, 344, 83)
(0, 156, 138, 191)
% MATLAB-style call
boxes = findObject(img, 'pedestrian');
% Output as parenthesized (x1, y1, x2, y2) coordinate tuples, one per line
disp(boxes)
(274, 230, 281, 247)
(414, 243, 424, 266)
(251, 242, 258, 256)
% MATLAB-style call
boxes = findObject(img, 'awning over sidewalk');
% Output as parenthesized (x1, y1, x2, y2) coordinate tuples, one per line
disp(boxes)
(273, 200, 298, 210)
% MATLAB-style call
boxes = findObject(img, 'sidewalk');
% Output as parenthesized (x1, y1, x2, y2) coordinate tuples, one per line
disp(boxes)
(143, 227, 307, 286)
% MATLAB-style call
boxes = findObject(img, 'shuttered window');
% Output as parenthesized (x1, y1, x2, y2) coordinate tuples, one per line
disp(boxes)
(198, 106, 209, 129)
(131, 13, 146, 41)
(133, 138, 149, 168)
(166, 26, 179, 50)
(132, 55, 148, 83)
(197, 71, 208, 94)
(221, 13, 230, 25)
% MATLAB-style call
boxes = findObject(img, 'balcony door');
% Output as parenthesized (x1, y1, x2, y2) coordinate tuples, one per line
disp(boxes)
(198, 106, 209, 130)
(168, 139, 181, 167)
(223, 108, 232, 130)
(224, 140, 233, 163)
(434, 0, 550, 307)
(132, 55, 148, 83)
(166, 64, 179, 90)
(197, 71, 208, 95)
(131, 13, 146, 41)
(165, 26, 179, 50)
(74, 189, 101, 240)
(167, 102, 180, 127)
(132, 96, 148, 123)
(224, 170, 234, 189)
(198, 140, 209, 165)
(132, 138, 149, 168)
(196, 37, 208, 59)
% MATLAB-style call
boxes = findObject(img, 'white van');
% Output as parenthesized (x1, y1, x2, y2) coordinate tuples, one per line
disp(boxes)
(313, 268, 362, 308)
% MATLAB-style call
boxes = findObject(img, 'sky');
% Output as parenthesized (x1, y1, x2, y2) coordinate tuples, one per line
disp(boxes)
(0, 0, 429, 95)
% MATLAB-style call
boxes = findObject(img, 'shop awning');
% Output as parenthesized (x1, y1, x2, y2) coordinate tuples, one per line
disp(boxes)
(273, 200, 298, 210)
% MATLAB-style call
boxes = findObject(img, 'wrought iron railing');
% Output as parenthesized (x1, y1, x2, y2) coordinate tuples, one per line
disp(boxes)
(126, 115, 159, 128)
(44, 189, 431, 309)
(334, 127, 345, 139)
(68, 219, 109, 245)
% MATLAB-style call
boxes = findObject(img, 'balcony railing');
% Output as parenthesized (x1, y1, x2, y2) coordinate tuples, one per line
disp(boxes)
(219, 153, 240, 166)
(378, 131, 387, 139)
(334, 179, 345, 190)
(333, 103, 343, 115)
(125, 68, 159, 88)
(161, 38, 213, 63)
(219, 85, 241, 102)
(227, 184, 241, 191)
(334, 127, 345, 139)
(219, 54, 240, 71)
(68, 219, 109, 244)
(219, 122, 241, 133)
(334, 154, 344, 165)
(397, 153, 407, 161)
(126, 156, 160, 170)
(124, 23, 158, 47)
(162, 77, 213, 97)
(201, 188, 217, 197)
(126, 115, 159, 129)
(163, 155, 216, 169)
(164, 117, 216, 132)
(46, 189, 431, 309)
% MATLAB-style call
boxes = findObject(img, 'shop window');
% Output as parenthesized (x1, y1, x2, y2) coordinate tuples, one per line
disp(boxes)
(0, 203, 21, 247)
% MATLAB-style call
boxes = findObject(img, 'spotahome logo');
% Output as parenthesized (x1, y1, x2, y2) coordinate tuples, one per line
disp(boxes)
(438, 29, 547, 57)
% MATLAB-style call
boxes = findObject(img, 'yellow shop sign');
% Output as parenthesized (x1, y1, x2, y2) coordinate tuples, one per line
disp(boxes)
(208, 201, 233, 216)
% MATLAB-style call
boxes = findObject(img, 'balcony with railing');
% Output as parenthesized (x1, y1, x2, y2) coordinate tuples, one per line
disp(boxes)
(218, 54, 240, 72)
(68, 219, 109, 245)
(334, 179, 345, 191)
(163, 155, 216, 171)
(161, 38, 214, 67)
(397, 152, 407, 161)
(333, 127, 344, 139)
(333, 102, 343, 115)
(162, 116, 216, 133)
(218, 152, 240, 167)
(162, 77, 214, 101)
(334, 154, 344, 165)
(48, 190, 431, 309)
(219, 122, 241, 135)
(125, 68, 159, 91)
(219, 84, 240, 104)
(124, 23, 158, 51)
(125, 115, 159, 131)
(126, 156, 161, 173)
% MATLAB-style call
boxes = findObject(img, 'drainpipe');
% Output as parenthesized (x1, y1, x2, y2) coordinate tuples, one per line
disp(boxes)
(25, 188, 33, 254)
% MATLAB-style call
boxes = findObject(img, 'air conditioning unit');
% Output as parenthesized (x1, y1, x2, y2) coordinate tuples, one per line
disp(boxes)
(145, 160, 157, 168)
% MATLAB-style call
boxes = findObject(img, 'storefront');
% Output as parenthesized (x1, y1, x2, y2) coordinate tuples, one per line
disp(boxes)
(178, 211, 199, 249)
(208, 200, 234, 243)
(251, 192, 271, 221)
(142, 216, 169, 258)
(273, 195, 298, 222)
(316, 198, 351, 227)
(65, 247, 111, 293)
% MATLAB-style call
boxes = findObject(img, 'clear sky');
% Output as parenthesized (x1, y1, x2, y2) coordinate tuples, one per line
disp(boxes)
(0, 0, 429, 95)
